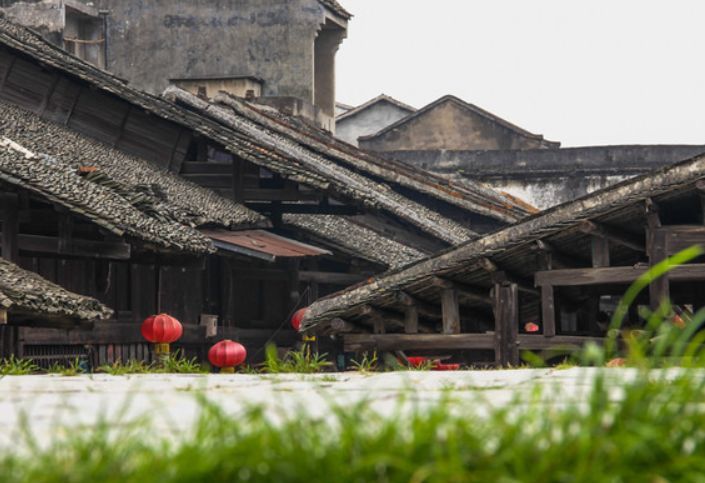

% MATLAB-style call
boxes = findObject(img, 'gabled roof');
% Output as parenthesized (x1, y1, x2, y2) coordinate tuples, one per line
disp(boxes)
(0, 257, 112, 322)
(336, 94, 416, 122)
(318, 0, 352, 19)
(0, 101, 265, 253)
(165, 87, 476, 245)
(213, 91, 534, 223)
(358, 95, 560, 148)
(301, 151, 705, 331)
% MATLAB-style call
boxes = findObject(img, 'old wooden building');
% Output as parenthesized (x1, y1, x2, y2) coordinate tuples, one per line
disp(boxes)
(302, 152, 705, 366)
(0, 16, 537, 365)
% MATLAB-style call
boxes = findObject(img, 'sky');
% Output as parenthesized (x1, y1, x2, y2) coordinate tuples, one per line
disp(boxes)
(335, 0, 705, 147)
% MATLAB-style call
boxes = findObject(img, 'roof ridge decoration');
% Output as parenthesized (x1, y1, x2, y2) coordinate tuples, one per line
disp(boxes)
(165, 87, 475, 245)
(301, 151, 705, 330)
(335, 93, 417, 122)
(211, 90, 534, 223)
(318, 0, 352, 19)
(358, 94, 560, 148)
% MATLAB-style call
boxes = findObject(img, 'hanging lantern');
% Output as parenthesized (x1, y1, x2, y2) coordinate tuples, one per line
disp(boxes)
(208, 339, 247, 373)
(524, 322, 540, 333)
(290, 307, 308, 331)
(141, 313, 183, 361)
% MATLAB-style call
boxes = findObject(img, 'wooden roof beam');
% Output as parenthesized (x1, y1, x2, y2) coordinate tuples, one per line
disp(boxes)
(578, 220, 645, 253)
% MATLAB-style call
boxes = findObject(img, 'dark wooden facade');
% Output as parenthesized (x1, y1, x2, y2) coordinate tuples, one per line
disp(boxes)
(303, 157, 705, 367)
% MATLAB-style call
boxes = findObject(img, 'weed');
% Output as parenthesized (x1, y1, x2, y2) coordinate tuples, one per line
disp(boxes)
(349, 351, 377, 372)
(97, 360, 152, 376)
(46, 358, 83, 376)
(262, 344, 331, 373)
(0, 355, 38, 375)
(158, 350, 208, 374)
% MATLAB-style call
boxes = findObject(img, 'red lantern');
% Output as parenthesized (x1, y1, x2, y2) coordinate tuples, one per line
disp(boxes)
(141, 313, 183, 343)
(141, 313, 183, 362)
(208, 339, 247, 373)
(524, 322, 540, 333)
(290, 307, 308, 331)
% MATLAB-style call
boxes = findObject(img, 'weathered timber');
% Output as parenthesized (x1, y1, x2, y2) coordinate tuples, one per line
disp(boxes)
(490, 270, 539, 296)
(343, 333, 495, 352)
(404, 305, 419, 334)
(19, 234, 131, 260)
(329, 317, 366, 334)
(654, 225, 705, 255)
(648, 229, 669, 310)
(493, 283, 519, 366)
(578, 220, 645, 253)
(591, 236, 610, 268)
(23, 322, 206, 345)
(517, 334, 605, 350)
(536, 265, 649, 286)
(541, 284, 556, 337)
(531, 240, 585, 269)
(440, 287, 461, 334)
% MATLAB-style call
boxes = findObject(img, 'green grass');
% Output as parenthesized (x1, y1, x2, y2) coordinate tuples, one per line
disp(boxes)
(47, 358, 83, 376)
(0, 355, 38, 375)
(1, 368, 705, 482)
(261, 343, 332, 374)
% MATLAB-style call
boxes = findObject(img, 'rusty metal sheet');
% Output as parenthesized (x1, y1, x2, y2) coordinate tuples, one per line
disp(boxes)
(201, 229, 331, 261)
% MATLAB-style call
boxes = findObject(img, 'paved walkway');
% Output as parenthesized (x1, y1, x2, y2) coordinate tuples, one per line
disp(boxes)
(0, 368, 639, 449)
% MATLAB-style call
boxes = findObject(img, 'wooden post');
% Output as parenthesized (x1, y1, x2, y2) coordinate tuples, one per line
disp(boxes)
(591, 236, 610, 268)
(1, 194, 19, 263)
(441, 288, 461, 334)
(493, 283, 519, 366)
(404, 306, 419, 334)
(541, 284, 556, 337)
(58, 211, 73, 255)
(648, 229, 669, 310)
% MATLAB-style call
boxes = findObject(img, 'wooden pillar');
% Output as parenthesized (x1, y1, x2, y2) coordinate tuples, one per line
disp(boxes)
(493, 283, 519, 366)
(591, 237, 610, 268)
(58, 211, 73, 255)
(541, 284, 556, 337)
(441, 287, 460, 334)
(648, 229, 669, 310)
(404, 306, 419, 334)
(1, 194, 19, 263)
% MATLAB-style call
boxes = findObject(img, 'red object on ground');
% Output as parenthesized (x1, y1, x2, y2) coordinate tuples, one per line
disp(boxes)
(524, 322, 540, 333)
(208, 339, 247, 368)
(406, 356, 429, 368)
(290, 307, 308, 331)
(141, 313, 183, 343)
(433, 363, 461, 371)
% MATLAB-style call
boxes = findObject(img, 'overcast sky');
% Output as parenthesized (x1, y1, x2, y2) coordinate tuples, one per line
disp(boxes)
(335, 0, 705, 147)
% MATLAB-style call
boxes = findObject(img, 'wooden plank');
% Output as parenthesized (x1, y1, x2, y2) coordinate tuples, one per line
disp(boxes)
(343, 333, 495, 352)
(649, 229, 669, 309)
(493, 283, 519, 366)
(432, 277, 491, 305)
(18, 234, 131, 260)
(441, 288, 460, 334)
(22, 322, 207, 345)
(535, 266, 649, 287)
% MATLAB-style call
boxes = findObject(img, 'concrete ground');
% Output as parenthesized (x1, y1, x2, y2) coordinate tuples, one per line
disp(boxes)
(0, 368, 642, 449)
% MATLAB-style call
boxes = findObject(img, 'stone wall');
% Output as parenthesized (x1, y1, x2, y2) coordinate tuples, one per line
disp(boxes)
(387, 145, 705, 209)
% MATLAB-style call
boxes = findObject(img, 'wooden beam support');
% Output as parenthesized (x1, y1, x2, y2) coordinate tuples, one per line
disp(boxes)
(493, 283, 519, 366)
(57, 211, 73, 255)
(531, 240, 584, 269)
(591, 236, 610, 268)
(490, 270, 539, 296)
(329, 317, 367, 334)
(578, 220, 645, 253)
(1, 194, 19, 263)
(541, 284, 556, 337)
(648, 229, 669, 310)
(404, 305, 419, 334)
(440, 287, 461, 334)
